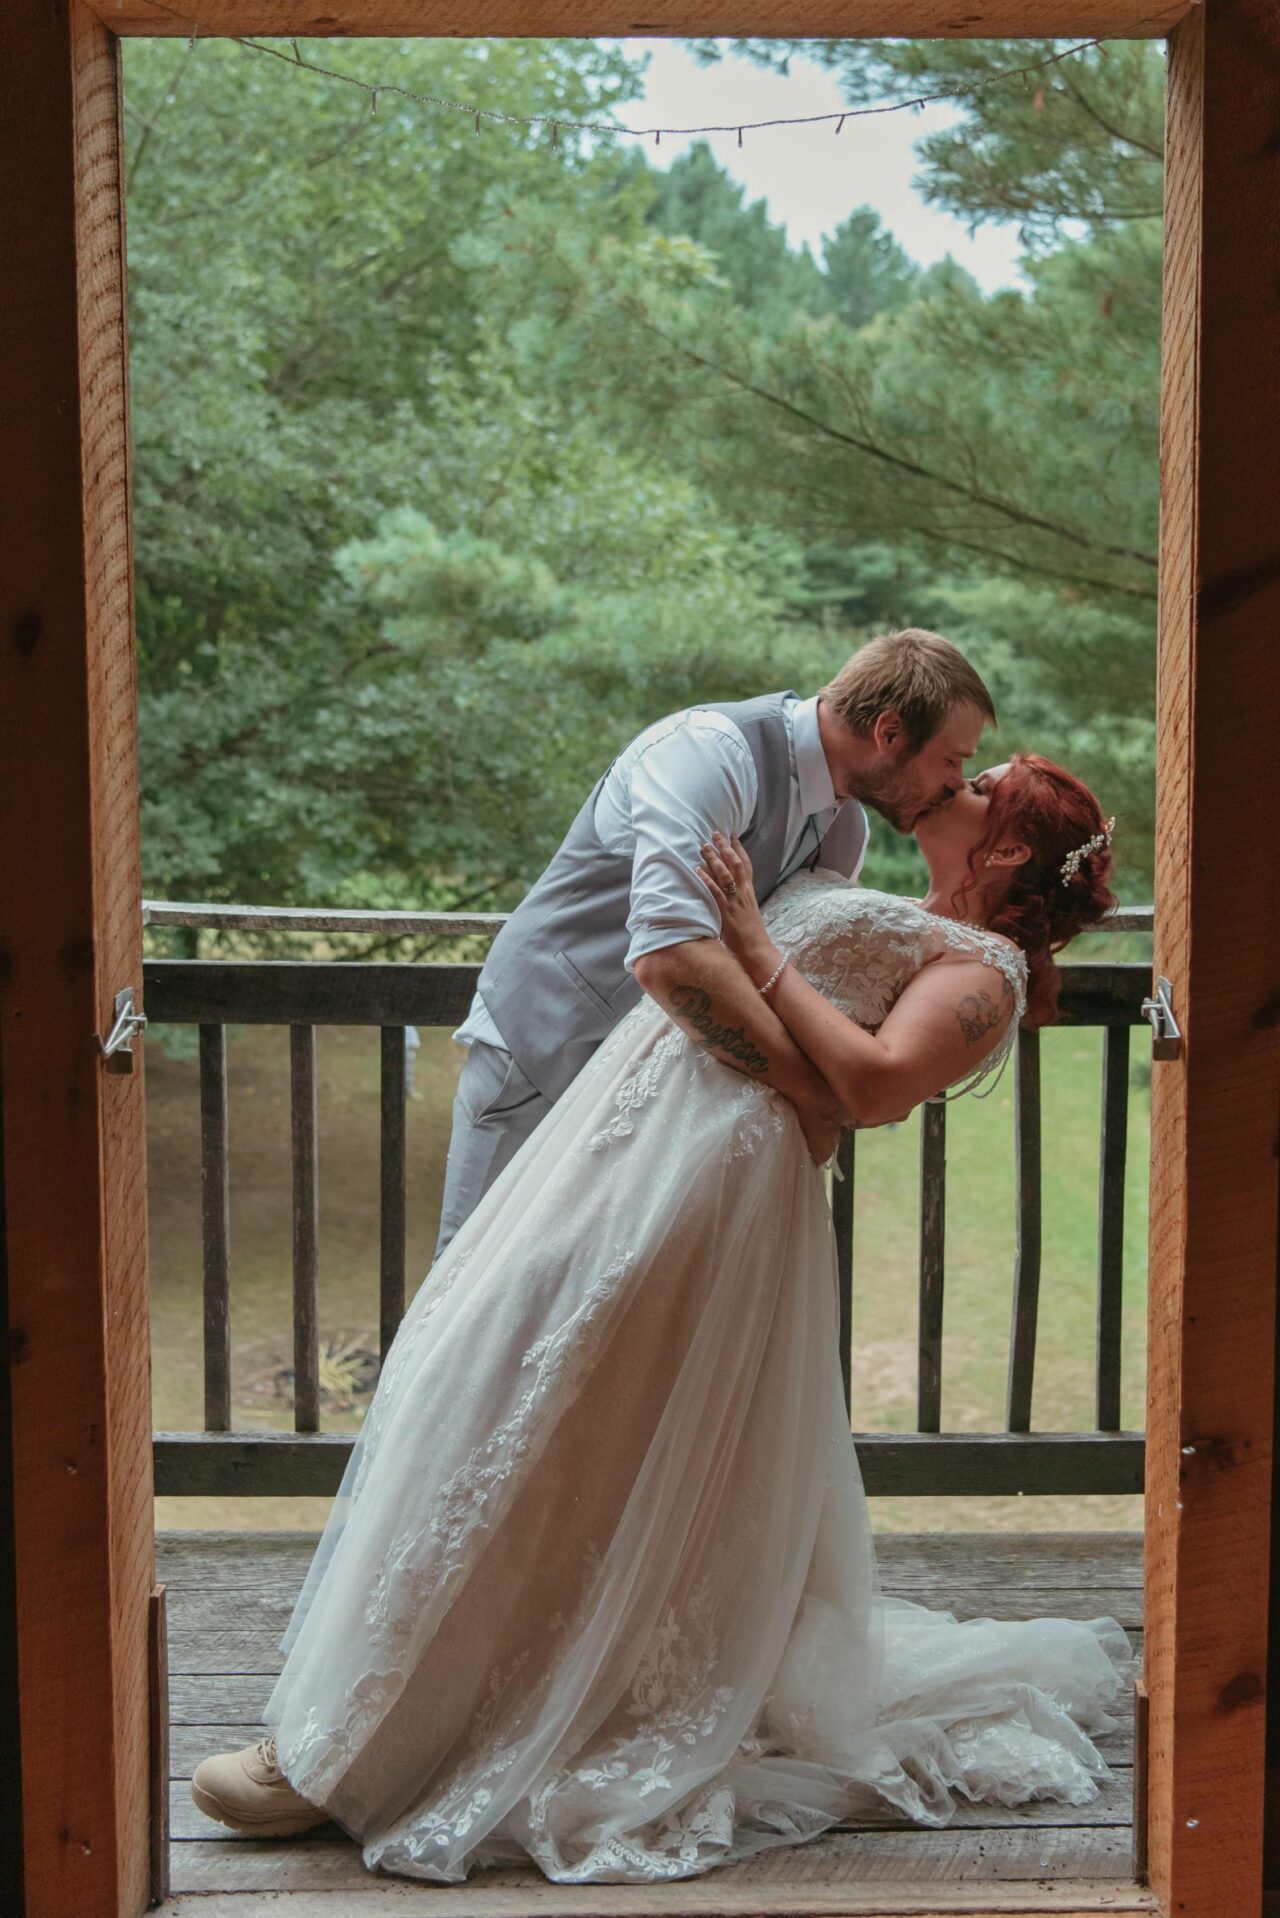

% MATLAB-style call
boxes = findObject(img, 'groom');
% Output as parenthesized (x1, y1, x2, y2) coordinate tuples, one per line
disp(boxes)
(435, 626, 996, 1257)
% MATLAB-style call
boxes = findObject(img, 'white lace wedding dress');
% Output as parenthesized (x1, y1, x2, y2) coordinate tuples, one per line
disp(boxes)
(261, 873, 1135, 1885)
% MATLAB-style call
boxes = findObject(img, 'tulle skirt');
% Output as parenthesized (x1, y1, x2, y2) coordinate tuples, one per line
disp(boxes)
(262, 997, 1134, 1884)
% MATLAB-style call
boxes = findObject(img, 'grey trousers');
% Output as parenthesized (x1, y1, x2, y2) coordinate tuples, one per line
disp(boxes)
(433, 1039, 553, 1261)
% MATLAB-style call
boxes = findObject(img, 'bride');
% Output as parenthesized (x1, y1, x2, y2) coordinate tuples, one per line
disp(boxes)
(191, 750, 1135, 1885)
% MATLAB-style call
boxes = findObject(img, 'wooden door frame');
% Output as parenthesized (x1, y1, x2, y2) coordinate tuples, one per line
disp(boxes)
(4, 2, 1278, 1915)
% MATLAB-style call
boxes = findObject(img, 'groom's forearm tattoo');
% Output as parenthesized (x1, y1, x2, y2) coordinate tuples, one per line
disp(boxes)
(955, 989, 1003, 1045)
(665, 984, 770, 1076)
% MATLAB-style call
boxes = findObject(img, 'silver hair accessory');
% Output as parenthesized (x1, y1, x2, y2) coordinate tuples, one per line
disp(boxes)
(1060, 815, 1115, 886)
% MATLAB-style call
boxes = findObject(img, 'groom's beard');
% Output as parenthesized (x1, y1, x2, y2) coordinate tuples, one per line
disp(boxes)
(854, 774, 950, 835)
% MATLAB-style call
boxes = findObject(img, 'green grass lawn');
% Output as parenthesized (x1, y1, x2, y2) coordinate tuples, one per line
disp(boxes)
(148, 1021, 1148, 1538)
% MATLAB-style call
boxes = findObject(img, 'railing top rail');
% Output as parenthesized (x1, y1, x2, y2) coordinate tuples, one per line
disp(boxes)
(143, 900, 509, 936)
(142, 956, 1152, 1027)
(143, 898, 1155, 937)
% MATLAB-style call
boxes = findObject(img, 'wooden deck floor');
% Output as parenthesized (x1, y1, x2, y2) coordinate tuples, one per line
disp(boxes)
(154, 1528, 1156, 1917)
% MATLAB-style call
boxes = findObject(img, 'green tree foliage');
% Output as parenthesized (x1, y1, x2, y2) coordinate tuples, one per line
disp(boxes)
(125, 32, 1159, 921)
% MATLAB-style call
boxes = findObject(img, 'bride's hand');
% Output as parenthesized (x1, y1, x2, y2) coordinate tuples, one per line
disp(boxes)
(697, 832, 772, 968)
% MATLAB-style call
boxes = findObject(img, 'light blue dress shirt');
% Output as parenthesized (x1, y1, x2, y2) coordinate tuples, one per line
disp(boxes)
(453, 693, 866, 1050)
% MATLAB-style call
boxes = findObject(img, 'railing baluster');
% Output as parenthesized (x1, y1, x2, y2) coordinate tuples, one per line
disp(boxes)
(154, 944, 1151, 1500)
(833, 1128, 855, 1420)
(290, 1025, 319, 1434)
(918, 1100, 946, 1433)
(1007, 1028, 1042, 1432)
(198, 1023, 231, 1432)
(380, 1026, 408, 1360)
(1096, 1024, 1130, 1430)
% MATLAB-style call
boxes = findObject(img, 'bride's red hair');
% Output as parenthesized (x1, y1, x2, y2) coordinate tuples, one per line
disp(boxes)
(954, 753, 1118, 1028)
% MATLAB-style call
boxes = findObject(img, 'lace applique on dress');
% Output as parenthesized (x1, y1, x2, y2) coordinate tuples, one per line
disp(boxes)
(513, 1507, 765, 1881)
(588, 1010, 784, 1163)
(349, 1244, 477, 1503)
(364, 1250, 632, 1655)
(588, 1027, 690, 1152)
(281, 1256, 635, 1809)
(761, 873, 1028, 1105)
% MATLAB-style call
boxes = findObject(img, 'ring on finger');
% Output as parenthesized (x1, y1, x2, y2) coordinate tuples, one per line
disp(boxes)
(724, 880, 738, 896)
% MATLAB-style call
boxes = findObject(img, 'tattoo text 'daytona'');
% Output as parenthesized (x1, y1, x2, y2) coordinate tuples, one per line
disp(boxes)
(954, 989, 1005, 1046)
(666, 984, 770, 1076)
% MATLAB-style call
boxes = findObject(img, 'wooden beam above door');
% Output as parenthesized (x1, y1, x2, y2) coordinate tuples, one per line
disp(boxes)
(87, 0, 1197, 41)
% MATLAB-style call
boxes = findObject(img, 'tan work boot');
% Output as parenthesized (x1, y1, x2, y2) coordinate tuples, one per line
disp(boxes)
(191, 1731, 332, 1837)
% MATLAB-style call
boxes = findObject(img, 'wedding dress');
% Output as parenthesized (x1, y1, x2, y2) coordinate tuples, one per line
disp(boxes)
(261, 873, 1135, 1885)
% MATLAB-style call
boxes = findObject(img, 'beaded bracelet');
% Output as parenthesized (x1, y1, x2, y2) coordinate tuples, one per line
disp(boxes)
(759, 956, 788, 997)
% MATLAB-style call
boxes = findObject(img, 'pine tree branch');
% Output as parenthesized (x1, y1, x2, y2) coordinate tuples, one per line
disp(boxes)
(614, 299, 1158, 575)
(771, 475, 1157, 602)
(1052, 68, 1164, 164)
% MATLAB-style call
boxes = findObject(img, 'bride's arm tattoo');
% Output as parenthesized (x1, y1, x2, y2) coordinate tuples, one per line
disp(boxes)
(665, 983, 770, 1076)
(954, 971, 1014, 1045)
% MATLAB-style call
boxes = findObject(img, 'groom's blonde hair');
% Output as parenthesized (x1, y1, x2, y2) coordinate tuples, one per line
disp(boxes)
(820, 628, 997, 755)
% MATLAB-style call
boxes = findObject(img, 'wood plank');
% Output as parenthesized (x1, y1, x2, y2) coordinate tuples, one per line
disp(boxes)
(165, 1668, 1137, 1756)
(145, 958, 479, 1027)
(1145, 3, 1280, 1914)
(290, 1025, 320, 1433)
(1131, 1679, 1148, 1884)
(164, 1826, 1143, 1896)
(145, 899, 508, 937)
(150, 1583, 171, 1904)
(171, 1772, 1134, 1846)
(1007, 1032, 1042, 1434)
(164, 1719, 1136, 1788)
(149, 1888, 1158, 1918)
(869, 1533, 1143, 1587)
(143, 899, 1152, 939)
(379, 1026, 407, 1355)
(151, 1428, 1146, 1498)
(833, 1130, 855, 1418)
(143, 959, 1150, 1033)
(199, 1023, 232, 1431)
(1095, 1027, 1129, 1431)
(0, 6, 155, 1913)
(149, 1890, 1158, 1918)
(160, 1582, 1147, 1650)
(86, 0, 1196, 37)
(1040, 966, 1150, 1027)
(160, 1610, 1145, 1681)
(918, 1103, 946, 1433)
(155, 1526, 1145, 1590)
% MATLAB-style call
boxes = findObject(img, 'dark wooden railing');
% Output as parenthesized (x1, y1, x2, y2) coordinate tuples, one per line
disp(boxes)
(145, 901, 1153, 1501)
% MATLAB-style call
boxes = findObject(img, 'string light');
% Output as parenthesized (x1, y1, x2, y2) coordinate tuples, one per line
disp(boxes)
(141, 0, 1173, 150)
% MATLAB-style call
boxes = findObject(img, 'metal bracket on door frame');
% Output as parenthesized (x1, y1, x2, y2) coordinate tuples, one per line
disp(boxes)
(97, 984, 148, 1072)
(1140, 974, 1182, 1060)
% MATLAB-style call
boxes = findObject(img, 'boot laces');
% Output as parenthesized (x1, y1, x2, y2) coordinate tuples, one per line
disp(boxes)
(255, 1732, 279, 1772)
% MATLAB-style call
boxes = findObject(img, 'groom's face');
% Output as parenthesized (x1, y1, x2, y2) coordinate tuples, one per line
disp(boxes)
(853, 700, 988, 834)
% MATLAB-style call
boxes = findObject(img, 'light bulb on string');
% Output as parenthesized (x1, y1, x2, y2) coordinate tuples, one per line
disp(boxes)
(131, 0, 1177, 158)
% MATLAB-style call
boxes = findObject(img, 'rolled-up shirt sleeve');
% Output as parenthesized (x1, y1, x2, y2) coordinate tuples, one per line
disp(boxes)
(623, 717, 757, 972)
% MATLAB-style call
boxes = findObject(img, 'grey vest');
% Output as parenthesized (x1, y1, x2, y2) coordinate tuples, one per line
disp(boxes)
(478, 691, 868, 1100)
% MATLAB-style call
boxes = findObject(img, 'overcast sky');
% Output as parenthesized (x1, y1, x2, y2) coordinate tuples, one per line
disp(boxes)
(606, 39, 1029, 295)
